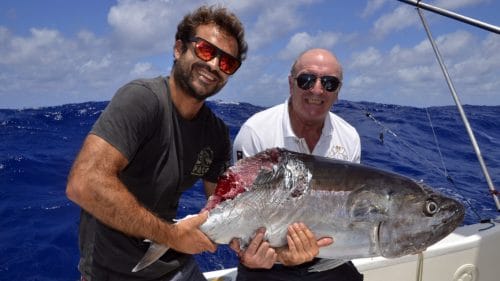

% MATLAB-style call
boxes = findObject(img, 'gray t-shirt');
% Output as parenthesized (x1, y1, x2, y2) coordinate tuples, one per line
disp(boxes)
(78, 76, 230, 280)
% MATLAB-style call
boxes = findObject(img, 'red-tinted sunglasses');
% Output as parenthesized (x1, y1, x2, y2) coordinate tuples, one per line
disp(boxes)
(189, 37, 241, 75)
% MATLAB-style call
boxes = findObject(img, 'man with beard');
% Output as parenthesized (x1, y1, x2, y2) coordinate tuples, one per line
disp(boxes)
(66, 5, 247, 281)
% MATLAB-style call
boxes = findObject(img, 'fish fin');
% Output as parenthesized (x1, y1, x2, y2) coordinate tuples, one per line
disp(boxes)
(308, 259, 347, 272)
(133, 215, 196, 272)
(132, 242, 170, 272)
(351, 201, 386, 220)
(348, 189, 388, 221)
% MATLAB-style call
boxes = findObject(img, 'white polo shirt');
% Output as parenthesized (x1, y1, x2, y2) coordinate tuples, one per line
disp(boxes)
(233, 99, 361, 163)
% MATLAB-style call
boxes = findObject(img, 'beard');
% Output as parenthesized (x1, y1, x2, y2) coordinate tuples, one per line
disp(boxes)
(173, 60, 226, 101)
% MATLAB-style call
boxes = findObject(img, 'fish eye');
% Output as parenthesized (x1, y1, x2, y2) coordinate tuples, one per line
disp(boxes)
(424, 199, 439, 216)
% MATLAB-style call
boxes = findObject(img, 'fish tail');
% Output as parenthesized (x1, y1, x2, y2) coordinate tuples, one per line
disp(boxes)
(132, 242, 170, 272)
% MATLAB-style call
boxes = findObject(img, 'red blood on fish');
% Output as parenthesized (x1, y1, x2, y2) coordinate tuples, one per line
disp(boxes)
(202, 148, 284, 211)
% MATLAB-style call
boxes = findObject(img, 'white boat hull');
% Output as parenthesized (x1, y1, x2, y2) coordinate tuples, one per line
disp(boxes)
(204, 218, 500, 281)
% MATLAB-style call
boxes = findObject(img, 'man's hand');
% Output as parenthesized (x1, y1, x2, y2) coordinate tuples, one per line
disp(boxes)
(276, 223, 333, 266)
(167, 211, 217, 254)
(230, 228, 277, 269)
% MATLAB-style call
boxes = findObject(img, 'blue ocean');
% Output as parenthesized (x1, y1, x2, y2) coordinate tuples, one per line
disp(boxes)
(1, 100, 499, 280)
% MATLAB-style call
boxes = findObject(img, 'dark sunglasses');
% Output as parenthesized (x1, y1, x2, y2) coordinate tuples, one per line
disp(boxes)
(295, 73, 341, 92)
(188, 37, 241, 75)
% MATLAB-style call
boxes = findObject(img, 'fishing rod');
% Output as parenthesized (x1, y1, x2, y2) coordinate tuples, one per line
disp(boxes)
(409, 5, 500, 212)
(396, 0, 500, 34)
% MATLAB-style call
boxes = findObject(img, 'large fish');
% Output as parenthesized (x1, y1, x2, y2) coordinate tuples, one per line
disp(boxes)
(133, 147, 464, 272)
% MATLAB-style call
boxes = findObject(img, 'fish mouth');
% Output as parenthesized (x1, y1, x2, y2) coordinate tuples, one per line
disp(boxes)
(431, 194, 465, 226)
(440, 199, 465, 228)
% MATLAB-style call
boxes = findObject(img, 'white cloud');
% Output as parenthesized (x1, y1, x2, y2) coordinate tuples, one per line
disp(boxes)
(396, 65, 435, 83)
(279, 31, 341, 60)
(0, 26, 11, 43)
(350, 47, 382, 68)
(372, 6, 417, 38)
(107, 0, 184, 52)
(388, 42, 433, 67)
(246, 5, 303, 49)
(106, 0, 319, 53)
(1, 28, 65, 64)
(350, 75, 376, 87)
(1, 0, 498, 108)
(0, 25, 137, 108)
(450, 33, 500, 85)
(435, 30, 473, 56)
(79, 55, 112, 74)
(227, 0, 319, 49)
(435, 0, 487, 10)
(223, 0, 276, 13)
(372, 0, 489, 39)
(105, 0, 318, 53)
(345, 29, 499, 106)
(361, 0, 389, 18)
(131, 62, 154, 76)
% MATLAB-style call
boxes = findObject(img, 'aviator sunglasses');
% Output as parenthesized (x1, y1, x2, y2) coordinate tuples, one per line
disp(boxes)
(189, 37, 241, 75)
(295, 73, 341, 92)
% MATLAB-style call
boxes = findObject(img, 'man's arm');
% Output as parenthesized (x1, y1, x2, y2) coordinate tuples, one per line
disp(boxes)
(66, 134, 216, 254)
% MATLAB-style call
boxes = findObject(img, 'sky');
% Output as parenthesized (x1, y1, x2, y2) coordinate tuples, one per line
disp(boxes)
(0, 0, 499, 109)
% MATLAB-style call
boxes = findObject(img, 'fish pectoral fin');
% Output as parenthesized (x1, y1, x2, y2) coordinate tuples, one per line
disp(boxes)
(308, 258, 347, 272)
(132, 243, 170, 272)
(348, 190, 388, 222)
(351, 202, 387, 221)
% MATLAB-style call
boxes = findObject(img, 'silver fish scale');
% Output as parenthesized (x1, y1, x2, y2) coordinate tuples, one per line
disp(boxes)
(201, 185, 356, 250)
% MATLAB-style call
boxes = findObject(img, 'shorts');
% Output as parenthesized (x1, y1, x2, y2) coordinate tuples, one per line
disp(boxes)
(236, 259, 363, 281)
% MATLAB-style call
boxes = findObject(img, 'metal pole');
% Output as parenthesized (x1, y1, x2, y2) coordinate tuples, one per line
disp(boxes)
(415, 8, 500, 211)
(396, 0, 500, 34)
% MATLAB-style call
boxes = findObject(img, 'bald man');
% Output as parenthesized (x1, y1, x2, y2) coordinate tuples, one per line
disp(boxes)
(232, 48, 363, 281)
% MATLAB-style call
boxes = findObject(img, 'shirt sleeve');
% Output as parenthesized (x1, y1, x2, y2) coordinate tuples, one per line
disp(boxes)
(232, 124, 263, 162)
(353, 134, 362, 164)
(90, 82, 159, 161)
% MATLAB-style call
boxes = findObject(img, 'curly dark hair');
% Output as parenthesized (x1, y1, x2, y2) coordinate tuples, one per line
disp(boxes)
(175, 5, 248, 62)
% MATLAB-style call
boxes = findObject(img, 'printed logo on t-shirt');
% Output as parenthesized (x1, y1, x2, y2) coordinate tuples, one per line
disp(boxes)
(327, 145, 349, 161)
(191, 147, 213, 176)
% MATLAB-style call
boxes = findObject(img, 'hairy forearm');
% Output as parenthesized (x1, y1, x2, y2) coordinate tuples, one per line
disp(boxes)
(66, 135, 173, 246)
(72, 171, 171, 244)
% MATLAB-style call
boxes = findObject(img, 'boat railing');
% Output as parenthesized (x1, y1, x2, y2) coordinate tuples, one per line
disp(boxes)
(396, 0, 500, 34)
(396, 0, 500, 211)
